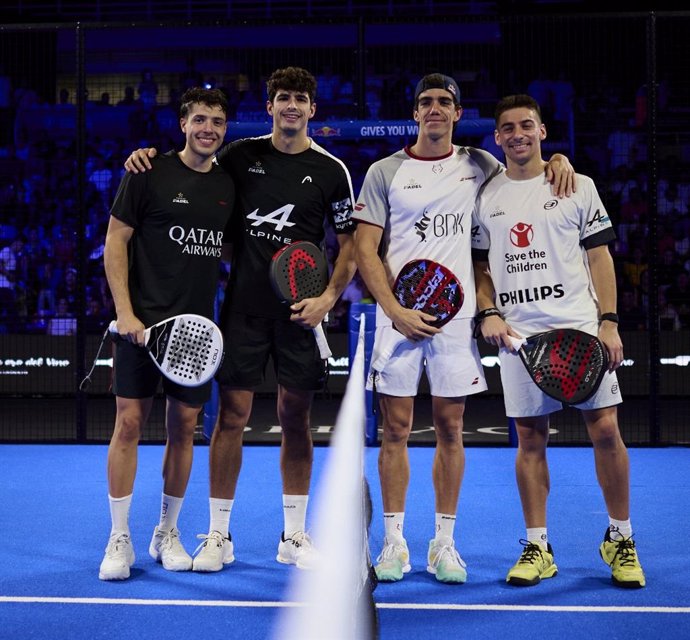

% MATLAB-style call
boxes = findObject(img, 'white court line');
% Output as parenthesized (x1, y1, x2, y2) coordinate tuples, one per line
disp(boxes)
(1, 596, 689, 614)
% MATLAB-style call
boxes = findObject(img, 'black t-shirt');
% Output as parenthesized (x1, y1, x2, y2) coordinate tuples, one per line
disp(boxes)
(110, 151, 234, 326)
(216, 135, 355, 319)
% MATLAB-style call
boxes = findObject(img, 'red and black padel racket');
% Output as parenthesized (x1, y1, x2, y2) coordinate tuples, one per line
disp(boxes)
(392, 259, 464, 328)
(509, 328, 609, 405)
(270, 241, 331, 359)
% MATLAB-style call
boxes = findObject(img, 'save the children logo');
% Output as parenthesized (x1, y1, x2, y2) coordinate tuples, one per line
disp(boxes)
(510, 222, 534, 248)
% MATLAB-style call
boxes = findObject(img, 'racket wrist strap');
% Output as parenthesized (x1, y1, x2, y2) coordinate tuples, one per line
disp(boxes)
(472, 307, 502, 339)
(599, 312, 619, 324)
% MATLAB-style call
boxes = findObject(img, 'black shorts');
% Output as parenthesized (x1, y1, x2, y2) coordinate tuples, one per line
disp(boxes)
(216, 311, 327, 391)
(112, 339, 212, 405)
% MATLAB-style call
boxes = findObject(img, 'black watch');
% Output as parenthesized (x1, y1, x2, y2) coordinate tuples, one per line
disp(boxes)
(599, 312, 619, 324)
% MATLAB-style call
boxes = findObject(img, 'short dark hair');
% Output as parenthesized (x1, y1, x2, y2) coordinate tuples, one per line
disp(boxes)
(179, 87, 228, 119)
(494, 94, 542, 125)
(266, 66, 317, 103)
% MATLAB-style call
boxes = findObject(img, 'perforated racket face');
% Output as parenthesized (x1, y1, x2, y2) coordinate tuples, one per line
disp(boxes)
(148, 315, 223, 387)
(392, 259, 464, 327)
(270, 241, 328, 303)
(522, 328, 608, 404)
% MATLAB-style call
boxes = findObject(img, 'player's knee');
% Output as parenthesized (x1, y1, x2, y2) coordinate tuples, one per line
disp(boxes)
(589, 421, 622, 449)
(113, 414, 143, 443)
(434, 419, 463, 445)
(381, 422, 411, 445)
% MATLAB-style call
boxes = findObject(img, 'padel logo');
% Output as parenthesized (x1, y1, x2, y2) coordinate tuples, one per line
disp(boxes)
(172, 192, 189, 204)
(248, 161, 266, 174)
(510, 222, 533, 247)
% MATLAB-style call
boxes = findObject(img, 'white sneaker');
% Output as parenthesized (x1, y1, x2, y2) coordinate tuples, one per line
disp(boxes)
(192, 531, 235, 572)
(427, 537, 467, 584)
(277, 531, 319, 570)
(374, 537, 411, 582)
(99, 532, 135, 581)
(148, 526, 193, 571)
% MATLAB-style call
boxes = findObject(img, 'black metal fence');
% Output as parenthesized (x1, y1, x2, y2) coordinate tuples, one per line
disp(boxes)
(0, 12, 688, 445)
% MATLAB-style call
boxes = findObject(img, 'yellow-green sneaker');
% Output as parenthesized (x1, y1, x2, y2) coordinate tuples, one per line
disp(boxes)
(374, 538, 410, 582)
(506, 539, 558, 586)
(427, 537, 467, 584)
(599, 529, 646, 588)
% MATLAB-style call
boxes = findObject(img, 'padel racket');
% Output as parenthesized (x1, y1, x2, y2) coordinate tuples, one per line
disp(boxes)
(269, 240, 332, 360)
(392, 259, 464, 328)
(109, 313, 223, 387)
(509, 328, 608, 405)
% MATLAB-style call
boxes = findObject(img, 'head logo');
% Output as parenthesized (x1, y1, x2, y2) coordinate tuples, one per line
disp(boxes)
(510, 222, 533, 248)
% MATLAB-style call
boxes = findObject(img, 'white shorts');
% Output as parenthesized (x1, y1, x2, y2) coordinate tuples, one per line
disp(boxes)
(366, 317, 487, 398)
(498, 346, 623, 417)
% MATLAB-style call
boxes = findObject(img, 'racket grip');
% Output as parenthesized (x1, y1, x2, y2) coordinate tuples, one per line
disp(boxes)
(313, 323, 332, 360)
(108, 320, 118, 334)
(508, 336, 526, 351)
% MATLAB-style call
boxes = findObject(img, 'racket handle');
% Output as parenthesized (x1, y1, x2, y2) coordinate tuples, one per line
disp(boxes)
(508, 336, 526, 352)
(313, 323, 332, 360)
(108, 320, 118, 334)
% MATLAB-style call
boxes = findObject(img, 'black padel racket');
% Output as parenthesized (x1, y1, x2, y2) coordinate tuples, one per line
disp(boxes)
(269, 240, 331, 359)
(509, 328, 608, 405)
(109, 313, 223, 387)
(392, 259, 464, 328)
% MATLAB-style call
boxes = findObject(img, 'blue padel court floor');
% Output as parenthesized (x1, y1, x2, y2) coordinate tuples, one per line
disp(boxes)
(1, 444, 689, 640)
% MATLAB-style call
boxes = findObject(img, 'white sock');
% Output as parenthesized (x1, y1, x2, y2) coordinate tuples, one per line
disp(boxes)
(283, 494, 309, 538)
(527, 527, 549, 551)
(608, 517, 633, 541)
(108, 494, 132, 536)
(383, 512, 405, 544)
(209, 497, 234, 536)
(434, 513, 456, 544)
(158, 493, 184, 532)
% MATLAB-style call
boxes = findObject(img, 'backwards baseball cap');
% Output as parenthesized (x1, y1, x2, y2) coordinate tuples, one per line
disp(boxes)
(414, 73, 461, 105)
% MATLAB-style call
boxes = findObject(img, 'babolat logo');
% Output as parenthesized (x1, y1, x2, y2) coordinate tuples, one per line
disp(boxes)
(168, 225, 224, 257)
(498, 284, 564, 306)
(412, 269, 445, 310)
(248, 161, 266, 174)
(404, 178, 422, 190)
(172, 192, 189, 204)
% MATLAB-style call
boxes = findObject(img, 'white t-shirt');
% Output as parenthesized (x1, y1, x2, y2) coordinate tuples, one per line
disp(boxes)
(472, 172, 616, 337)
(354, 144, 501, 326)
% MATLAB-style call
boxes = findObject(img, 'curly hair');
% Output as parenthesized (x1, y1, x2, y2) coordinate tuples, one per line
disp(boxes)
(266, 67, 317, 103)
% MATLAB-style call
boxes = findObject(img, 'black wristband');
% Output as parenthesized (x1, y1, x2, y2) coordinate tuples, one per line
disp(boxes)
(473, 307, 503, 339)
(474, 307, 502, 323)
(599, 312, 619, 324)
